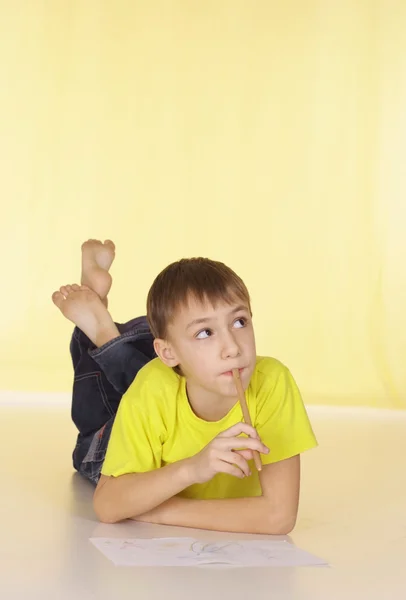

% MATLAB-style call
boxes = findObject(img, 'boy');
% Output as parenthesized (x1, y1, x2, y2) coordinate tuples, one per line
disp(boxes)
(52, 240, 317, 534)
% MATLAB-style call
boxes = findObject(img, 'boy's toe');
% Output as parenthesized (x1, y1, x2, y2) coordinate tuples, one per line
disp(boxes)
(52, 291, 64, 308)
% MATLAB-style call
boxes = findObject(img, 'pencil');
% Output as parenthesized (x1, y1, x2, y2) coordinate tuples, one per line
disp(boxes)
(232, 369, 262, 472)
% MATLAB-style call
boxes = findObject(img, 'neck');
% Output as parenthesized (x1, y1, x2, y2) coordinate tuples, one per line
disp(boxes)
(185, 380, 237, 422)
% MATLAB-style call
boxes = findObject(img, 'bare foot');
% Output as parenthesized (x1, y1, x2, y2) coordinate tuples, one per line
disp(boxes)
(52, 284, 120, 348)
(81, 239, 116, 302)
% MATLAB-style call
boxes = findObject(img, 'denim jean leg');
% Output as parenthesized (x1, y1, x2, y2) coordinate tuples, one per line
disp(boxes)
(70, 316, 156, 483)
(89, 317, 155, 396)
(70, 326, 122, 474)
(70, 327, 121, 439)
(78, 417, 115, 485)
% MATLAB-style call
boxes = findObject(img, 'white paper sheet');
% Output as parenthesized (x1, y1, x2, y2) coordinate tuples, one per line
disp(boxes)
(90, 537, 328, 567)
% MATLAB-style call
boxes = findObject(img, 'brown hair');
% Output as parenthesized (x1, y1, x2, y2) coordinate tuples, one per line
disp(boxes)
(147, 257, 251, 339)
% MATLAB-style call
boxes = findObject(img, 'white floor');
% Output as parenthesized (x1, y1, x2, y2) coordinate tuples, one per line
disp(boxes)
(1, 401, 406, 600)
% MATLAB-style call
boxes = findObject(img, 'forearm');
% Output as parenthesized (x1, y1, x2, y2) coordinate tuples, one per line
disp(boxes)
(94, 460, 194, 523)
(136, 495, 295, 535)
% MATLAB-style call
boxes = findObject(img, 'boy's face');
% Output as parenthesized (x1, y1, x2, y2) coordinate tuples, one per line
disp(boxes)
(157, 296, 256, 398)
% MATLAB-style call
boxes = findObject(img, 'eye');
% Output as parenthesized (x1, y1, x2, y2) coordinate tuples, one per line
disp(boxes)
(234, 317, 247, 329)
(196, 329, 212, 339)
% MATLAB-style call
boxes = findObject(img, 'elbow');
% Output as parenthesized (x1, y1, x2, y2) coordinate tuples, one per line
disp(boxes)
(93, 489, 123, 524)
(95, 509, 121, 525)
(93, 498, 119, 524)
(275, 516, 297, 535)
(262, 512, 297, 536)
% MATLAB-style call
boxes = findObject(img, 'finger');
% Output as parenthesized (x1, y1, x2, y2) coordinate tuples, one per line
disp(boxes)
(215, 459, 247, 479)
(223, 451, 251, 477)
(233, 449, 254, 462)
(219, 422, 259, 440)
(221, 436, 269, 455)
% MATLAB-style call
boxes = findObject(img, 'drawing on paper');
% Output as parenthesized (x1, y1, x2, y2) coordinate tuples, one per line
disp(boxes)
(89, 536, 328, 568)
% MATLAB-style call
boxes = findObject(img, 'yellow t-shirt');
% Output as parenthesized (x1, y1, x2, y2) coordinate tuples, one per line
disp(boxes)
(101, 357, 317, 499)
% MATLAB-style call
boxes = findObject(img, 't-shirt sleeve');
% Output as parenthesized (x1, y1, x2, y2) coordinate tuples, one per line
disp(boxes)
(254, 362, 318, 465)
(101, 382, 166, 478)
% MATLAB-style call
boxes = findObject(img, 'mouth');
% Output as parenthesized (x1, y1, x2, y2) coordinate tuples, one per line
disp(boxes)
(221, 367, 245, 377)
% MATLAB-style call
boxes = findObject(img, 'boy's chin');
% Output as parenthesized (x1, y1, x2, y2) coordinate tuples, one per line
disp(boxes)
(217, 380, 245, 398)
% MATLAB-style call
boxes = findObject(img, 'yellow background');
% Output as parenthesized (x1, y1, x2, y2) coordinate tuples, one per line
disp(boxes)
(1, 1, 405, 408)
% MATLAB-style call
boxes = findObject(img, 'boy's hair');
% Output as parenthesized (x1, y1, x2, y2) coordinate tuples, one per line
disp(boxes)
(147, 257, 251, 340)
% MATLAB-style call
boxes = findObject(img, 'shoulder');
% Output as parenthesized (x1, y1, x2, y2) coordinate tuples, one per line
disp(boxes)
(250, 358, 317, 461)
(135, 358, 179, 387)
(250, 356, 300, 408)
(253, 356, 291, 387)
(123, 358, 180, 411)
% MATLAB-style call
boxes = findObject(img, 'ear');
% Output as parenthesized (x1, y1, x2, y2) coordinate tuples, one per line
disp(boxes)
(153, 338, 180, 368)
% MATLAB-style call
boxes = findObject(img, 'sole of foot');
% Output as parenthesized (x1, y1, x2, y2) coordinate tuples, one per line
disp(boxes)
(52, 284, 120, 347)
(81, 239, 116, 300)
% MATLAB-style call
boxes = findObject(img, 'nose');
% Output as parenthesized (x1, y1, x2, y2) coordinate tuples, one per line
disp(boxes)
(220, 329, 241, 360)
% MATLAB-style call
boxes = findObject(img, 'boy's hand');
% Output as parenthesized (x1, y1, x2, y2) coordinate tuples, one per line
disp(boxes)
(187, 422, 269, 484)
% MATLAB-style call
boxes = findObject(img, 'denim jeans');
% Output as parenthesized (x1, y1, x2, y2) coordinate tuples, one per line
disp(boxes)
(70, 316, 156, 484)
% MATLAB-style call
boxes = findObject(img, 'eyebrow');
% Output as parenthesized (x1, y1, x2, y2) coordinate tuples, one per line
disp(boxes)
(185, 305, 249, 331)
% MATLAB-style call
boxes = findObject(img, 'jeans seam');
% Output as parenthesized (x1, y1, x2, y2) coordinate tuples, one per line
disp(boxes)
(89, 329, 152, 358)
(74, 371, 102, 382)
(74, 371, 115, 417)
(96, 374, 115, 418)
(72, 329, 83, 360)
